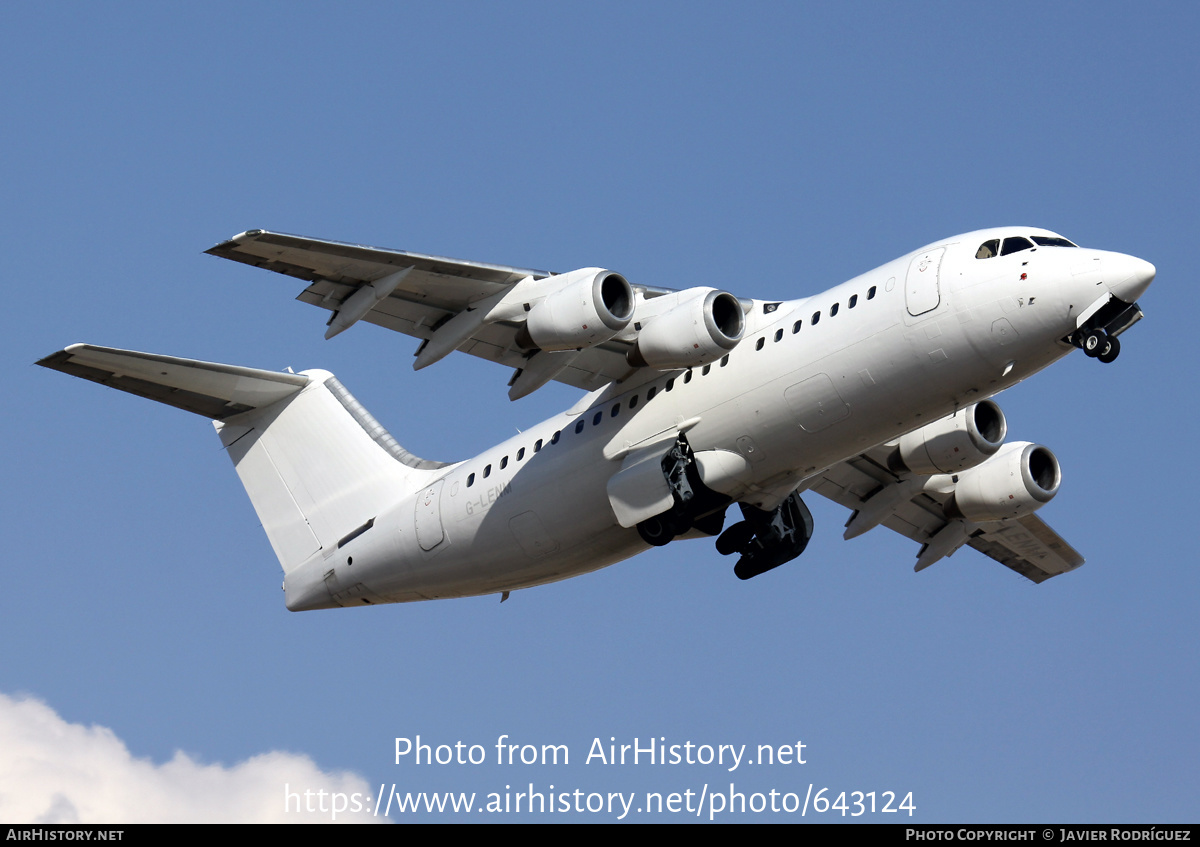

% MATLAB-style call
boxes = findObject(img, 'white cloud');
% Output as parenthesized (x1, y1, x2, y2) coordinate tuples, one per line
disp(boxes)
(0, 692, 383, 823)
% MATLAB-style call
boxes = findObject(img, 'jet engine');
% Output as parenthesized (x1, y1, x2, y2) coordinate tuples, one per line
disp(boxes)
(515, 268, 634, 352)
(944, 442, 1061, 523)
(889, 401, 1007, 475)
(626, 289, 745, 370)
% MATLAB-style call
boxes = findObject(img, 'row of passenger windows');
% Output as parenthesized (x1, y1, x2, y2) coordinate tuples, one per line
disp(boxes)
(464, 282, 881, 488)
(754, 284, 878, 349)
(463, 357, 731, 488)
(975, 235, 1078, 259)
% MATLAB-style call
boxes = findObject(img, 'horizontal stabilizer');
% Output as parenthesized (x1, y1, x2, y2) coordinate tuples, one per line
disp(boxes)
(36, 344, 309, 419)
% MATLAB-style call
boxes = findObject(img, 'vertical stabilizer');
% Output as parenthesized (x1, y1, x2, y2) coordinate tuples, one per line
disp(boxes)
(217, 371, 449, 573)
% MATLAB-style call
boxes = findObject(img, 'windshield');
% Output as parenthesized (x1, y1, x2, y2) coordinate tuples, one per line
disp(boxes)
(1031, 235, 1078, 248)
(976, 233, 1077, 259)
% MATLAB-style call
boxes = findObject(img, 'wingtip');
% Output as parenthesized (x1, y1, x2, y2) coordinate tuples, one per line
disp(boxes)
(204, 229, 266, 255)
(36, 343, 89, 369)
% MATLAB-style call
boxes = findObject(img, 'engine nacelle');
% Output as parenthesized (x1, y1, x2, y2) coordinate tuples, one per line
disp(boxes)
(626, 289, 745, 370)
(890, 401, 1007, 475)
(945, 442, 1061, 523)
(517, 268, 634, 352)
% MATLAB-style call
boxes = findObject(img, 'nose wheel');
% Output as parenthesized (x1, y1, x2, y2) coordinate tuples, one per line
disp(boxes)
(1077, 328, 1121, 363)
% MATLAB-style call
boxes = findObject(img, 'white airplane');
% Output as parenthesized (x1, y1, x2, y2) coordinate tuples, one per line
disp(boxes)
(39, 227, 1154, 610)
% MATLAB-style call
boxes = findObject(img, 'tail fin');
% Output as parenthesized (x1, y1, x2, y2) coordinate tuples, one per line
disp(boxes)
(216, 371, 449, 572)
(39, 344, 448, 573)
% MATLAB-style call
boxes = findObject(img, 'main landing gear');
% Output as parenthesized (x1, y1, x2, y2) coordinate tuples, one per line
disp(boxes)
(633, 434, 816, 580)
(715, 491, 815, 580)
(635, 435, 731, 548)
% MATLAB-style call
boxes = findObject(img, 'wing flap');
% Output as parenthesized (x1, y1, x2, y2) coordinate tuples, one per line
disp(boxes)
(37, 344, 309, 419)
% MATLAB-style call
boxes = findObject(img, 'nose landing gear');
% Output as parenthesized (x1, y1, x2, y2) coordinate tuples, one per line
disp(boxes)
(1069, 296, 1142, 365)
(1078, 328, 1121, 363)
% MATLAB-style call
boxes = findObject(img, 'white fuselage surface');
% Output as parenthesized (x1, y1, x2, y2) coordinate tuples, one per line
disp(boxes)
(268, 228, 1152, 608)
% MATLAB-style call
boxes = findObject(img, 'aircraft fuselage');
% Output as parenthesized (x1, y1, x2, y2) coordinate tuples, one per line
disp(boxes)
(284, 227, 1153, 609)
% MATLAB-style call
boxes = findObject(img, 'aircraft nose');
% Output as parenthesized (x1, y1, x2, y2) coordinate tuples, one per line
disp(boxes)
(1106, 254, 1156, 302)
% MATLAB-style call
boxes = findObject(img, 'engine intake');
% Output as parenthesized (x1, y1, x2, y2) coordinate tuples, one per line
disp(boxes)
(516, 268, 634, 352)
(890, 401, 1007, 475)
(945, 442, 1061, 523)
(626, 289, 745, 370)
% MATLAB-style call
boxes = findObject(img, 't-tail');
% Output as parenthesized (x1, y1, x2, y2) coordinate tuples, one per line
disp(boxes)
(37, 344, 448, 606)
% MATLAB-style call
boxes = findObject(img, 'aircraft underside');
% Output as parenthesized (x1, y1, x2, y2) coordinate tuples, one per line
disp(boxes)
(631, 433, 816, 581)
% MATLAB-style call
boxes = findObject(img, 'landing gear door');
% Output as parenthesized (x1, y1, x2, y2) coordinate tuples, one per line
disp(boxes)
(906, 247, 944, 317)
(606, 444, 674, 529)
(415, 479, 446, 551)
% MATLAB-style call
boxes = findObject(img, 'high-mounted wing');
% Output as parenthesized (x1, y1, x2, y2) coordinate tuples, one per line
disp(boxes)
(807, 424, 1084, 584)
(207, 230, 741, 399)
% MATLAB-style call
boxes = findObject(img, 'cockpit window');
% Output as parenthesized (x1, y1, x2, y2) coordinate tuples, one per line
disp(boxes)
(1031, 235, 1078, 248)
(975, 239, 999, 259)
(1000, 236, 1034, 256)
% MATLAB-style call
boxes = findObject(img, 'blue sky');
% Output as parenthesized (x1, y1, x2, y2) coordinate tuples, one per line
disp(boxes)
(3, 1, 1197, 822)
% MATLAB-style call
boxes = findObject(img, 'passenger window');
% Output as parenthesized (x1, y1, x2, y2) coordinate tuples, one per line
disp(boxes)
(550, 430, 560, 444)
(830, 303, 839, 317)
(721, 355, 729, 367)
(593, 411, 603, 426)
(467, 473, 475, 487)
(811, 311, 820, 325)
(535, 439, 543, 452)
(848, 294, 858, 308)
(517, 447, 525, 461)
(976, 239, 1000, 259)
(1000, 236, 1034, 256)
(575, 420, 585, 434)
(630, 394, 639, 408)
(483, 464, 492, 478)
(611, 404, 620, 417)
(867, 286, 876, 299)
(684, 370, 693, 384)
(648, 386, 657, 399)
(702, 364, 711, 376)
(793, 320, 802, 333)
(665, 378, 675, 391)
(755, 337, 765, 351)
(501, 456, 508, 469)
(774, 329, 783, 342)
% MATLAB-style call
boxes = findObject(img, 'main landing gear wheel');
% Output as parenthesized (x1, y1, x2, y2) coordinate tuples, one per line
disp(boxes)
(714, 491, 815, 580)
(634, 433, 732, 549)
(637, 515, 677, 547)
(715, 521, 755, 556)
